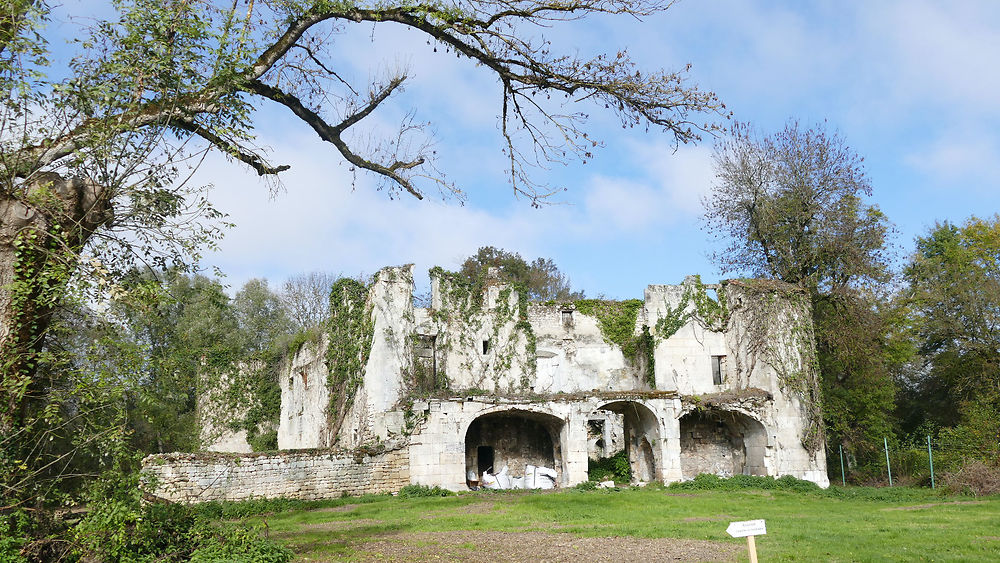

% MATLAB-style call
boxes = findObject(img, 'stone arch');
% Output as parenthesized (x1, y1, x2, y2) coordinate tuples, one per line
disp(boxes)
(678, 408, 767, 478)
(464, 408, 566, 484)
(595, 400, 662, 483)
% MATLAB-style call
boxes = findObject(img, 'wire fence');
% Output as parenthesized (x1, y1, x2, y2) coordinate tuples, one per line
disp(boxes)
(829, 437, 1000, 488)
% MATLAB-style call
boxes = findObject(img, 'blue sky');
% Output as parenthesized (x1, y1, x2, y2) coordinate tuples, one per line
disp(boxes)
(53, 1, 1000, 298)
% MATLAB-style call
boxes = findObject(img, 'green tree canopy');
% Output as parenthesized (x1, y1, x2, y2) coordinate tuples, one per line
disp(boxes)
(902, 216, 1000, 441)
(458, 246, 584, 301)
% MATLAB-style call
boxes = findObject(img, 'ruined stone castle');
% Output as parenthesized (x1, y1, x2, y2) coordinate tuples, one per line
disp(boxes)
(144, 265, 829, 502)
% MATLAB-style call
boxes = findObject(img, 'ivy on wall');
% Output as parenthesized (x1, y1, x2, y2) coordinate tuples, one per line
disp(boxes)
(325, 278, 375, 444)
(725, 279, 824, 454)
(424, 267, 537, 392)
(653, 276, 729, 341)
(572, 299, 655, 387)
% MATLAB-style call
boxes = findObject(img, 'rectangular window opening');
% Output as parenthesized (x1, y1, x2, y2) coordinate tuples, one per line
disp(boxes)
(482, 339, 490, 354)
(561, 310, 573, 327)
(711, 355, 725, 385)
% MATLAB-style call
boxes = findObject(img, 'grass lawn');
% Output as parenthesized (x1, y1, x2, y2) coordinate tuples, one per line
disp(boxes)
(234, 486, 1000, 562)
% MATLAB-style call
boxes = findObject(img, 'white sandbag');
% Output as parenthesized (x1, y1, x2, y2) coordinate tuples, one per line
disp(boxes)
(481, 472, 500, 489)
(534, 465, 557, 489)
(495, 465, 511, 489)
(524, 464, 536, 489)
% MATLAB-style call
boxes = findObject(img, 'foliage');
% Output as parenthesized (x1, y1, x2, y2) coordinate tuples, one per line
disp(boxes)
(427, 265, 537, 392)
(653, 276, 729, 340)
(668, 473, 822, 493)
(587, 450, 631, 483)
(72, 464, 291, 562)
(458, 246, 584, 302)
(703, 120, 896, 465)
(188, 523, 294, 563)
(573, 298, 654, 384)
(574, 299, 643, 355)
(398, 484, 455, 498)
(901, 216, 1000, 445)
(325, 277, 374, 443)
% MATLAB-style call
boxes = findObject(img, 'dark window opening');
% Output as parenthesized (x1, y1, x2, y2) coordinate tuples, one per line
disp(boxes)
(562, 310, 573, 327)
(477, 445, 495, 476)
(482, 339, 490, 354)
(300, 371, 308, 388)
(711, 355, 725, 385)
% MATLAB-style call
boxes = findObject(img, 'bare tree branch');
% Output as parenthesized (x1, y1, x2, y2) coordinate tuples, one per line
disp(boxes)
(245, 77, 425, 199)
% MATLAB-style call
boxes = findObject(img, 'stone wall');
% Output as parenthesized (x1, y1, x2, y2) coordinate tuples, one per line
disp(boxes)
(142, 445, 409, 504)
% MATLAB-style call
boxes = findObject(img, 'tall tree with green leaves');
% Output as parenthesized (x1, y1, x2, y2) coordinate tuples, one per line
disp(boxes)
(901, 216, 1000, 452)
(703, 120, 897, 465)
(459, 246, 584, 301)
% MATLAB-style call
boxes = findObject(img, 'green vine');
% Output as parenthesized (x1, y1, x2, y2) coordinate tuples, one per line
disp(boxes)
(572, 299, 654, 386)
(653, 277, 729, 340)
(418, 267, 538, 393)
(725, 279, 824, 454)
(325, 278, 375, 444)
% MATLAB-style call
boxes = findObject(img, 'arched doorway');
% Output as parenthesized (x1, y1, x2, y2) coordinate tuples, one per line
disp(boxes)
(594, 401, 662, 483)
(465, 409, 565, 484)
(678, 409, 767, 478)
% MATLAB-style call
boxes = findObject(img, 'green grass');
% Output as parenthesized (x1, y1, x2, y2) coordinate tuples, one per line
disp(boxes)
(232, 486, 1000, 561)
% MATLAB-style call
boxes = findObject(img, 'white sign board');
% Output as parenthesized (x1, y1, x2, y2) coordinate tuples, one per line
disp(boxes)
(726, 519, 767, 538)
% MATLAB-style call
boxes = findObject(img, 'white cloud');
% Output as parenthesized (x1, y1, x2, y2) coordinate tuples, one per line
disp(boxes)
(905, 128, 1000, 188)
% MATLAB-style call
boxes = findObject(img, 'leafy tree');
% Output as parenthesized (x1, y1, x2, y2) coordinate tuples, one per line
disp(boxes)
(122, 271, 240, 454)
(703, 121, 897, 465)
(1, 0, 725, 407)
(458, 246, 583, 301)
(902, 216, 1000, 452)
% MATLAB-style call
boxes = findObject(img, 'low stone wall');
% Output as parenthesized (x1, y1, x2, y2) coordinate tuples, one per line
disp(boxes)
(142, 443, 409, 503)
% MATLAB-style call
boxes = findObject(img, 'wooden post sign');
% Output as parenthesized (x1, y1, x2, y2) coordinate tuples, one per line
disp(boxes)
(726, 519, 766, 563)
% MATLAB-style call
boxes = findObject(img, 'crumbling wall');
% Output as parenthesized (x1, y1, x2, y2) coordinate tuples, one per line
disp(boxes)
(423, 270, 530, 392)
(338, 266, 415, 448)
(277, 335, 330, 449)
(142, 446, 409, 503)
(529, 305, 638, 393)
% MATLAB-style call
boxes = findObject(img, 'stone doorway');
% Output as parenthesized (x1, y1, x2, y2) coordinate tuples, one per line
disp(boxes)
(679, 409, 767, 478)
(594, 401, 662, 483)
(465, 409, 565, 483)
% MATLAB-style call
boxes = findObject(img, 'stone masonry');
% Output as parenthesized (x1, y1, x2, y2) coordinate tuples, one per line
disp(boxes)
(143, 445, 408, 503)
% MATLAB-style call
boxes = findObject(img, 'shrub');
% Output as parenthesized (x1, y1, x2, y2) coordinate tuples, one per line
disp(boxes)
(0, 511, 30, 563)
(668, 474, 822, 492)
(188, 522, 293, 563)
(941, 461, 1000, 497)
(588, 450, 631, 483)
(398, 484, 454, 498)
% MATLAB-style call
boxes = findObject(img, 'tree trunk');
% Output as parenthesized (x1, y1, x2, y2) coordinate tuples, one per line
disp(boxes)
(0, 172, 110, 433)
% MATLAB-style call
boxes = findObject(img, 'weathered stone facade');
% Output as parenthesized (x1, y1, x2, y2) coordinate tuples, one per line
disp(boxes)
(143, 444, 408, 503)
(146, 264, 830, 501)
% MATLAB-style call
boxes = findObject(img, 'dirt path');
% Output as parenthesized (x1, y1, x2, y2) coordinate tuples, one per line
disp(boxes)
(314, 530, 739, 562)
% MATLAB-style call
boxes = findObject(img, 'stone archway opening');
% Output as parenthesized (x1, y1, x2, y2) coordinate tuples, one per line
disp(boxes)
(465, 409, 565, 487)
(679, 409, 767, 479)
(595, 401, 662, 483)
